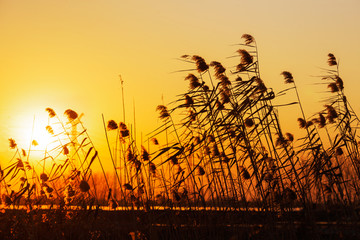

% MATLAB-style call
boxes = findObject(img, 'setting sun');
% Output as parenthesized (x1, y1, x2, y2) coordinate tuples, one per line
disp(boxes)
(1, 1, 360, 239)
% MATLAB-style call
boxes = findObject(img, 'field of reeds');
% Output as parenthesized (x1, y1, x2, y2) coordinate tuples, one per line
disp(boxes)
(1, 34, 360, 239)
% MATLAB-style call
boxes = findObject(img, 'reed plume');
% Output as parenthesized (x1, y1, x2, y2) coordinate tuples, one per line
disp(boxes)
(281, 71, 294, 84)
(192, 55, 209, 72)
(107, 120, 118, 130)
(185, 74, 201, 89)
(328, 82, 339, 93)
(8, 138, 17, 149)
(336, 76, 344, 90)
(156, 105, 170, 120)
(328, 53, 337, 66)
(237, 49, 253, 65)
(241, 34, 255, 45)
(64, 109, 78, 120)
(46, 108, 56, 118)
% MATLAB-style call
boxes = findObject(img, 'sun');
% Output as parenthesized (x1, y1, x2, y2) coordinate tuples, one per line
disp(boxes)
(13, 112, 55, 156)
(27, 121, 53, 151)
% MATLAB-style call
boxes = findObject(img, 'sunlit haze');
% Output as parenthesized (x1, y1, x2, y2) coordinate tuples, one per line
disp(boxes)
(1, 0, 360, 171)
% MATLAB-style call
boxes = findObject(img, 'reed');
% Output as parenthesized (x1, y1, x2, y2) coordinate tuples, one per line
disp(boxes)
(1, 35, 360, 239)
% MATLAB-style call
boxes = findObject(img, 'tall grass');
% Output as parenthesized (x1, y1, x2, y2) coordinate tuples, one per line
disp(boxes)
(1, 34, 360, 239)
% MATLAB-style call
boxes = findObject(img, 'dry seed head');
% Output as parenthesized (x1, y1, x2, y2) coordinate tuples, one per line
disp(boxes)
(335, 76, 344, 90)
(194, 136, 201, 145)
(276, 134, 288, 147)
(63, 145, 69, 155)
(328, 82, 339, 93)
(264, 172, 273, 182)
(202, 84, 209, 92)
(170, 156, 178, 165)
(185, 74, 201, 90)
(220, 152, 230, 163)
(216, 100, 224, 110)
(236, 76, 243, 81)
(207, 135, 215, 143)
(192, 55, 209, 72)
(79, 180, 90, 192)
(172, 190, 181, 202)
(141, 146, 149, 161)
(107, 120, 118, 130)
(297, 118, 307, 129)
(325, 105, 338, 123)
(32, 140, 38, 146)
(119, 122, 130, 137)
(40, 173, 49, 182)
(149, 162, 156, 175)
(220, 90, 230, 104)
(2, 195, 12, 206)
(156, 105, 170, 120)
(46, 125, 54, 135)
(127, 148, 135, 162)
(189, 110, 196, 122)
(120, 128, 129, 138)
(66, 185, 75, 197)
(204, 146, 211, 155)
(336, 147, 343, 156)
(237, 49, 253, 65)
(22, 149, 26, 157)
(8, 138, 17, 149)
(151, 138, 159, 145)
(25, 162, 32, 170)
(64, 109, 78, 120)
(255, 78, 267, 93)
(17, 159, 24, 169)
(218, 74, 231, 87)
(119, 122, 127, 130)
(228, 129, 236, 138)
(328, 53, 337, 66)
(124, 183, 133, 191)
(45, 108, 56, 118)
(197, 166, 205, 176)
(210, 61, 226, 76)
(46, 186, 54, 193)
(244, 118, 254, 128)
(212, 144, 220, 157)
(241, 167, 251, 180)
(285, 133, 294, 142)
(134, 160, 142, 172)
(313, 113, 326, 128)
(185, 94, 194, 107)
(236, 64, 246, 72)
(281, 71, 294, 84)
(241, 34, 255, 45)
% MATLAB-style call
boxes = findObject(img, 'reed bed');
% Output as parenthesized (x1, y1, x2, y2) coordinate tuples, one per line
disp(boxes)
(1, 34, 360, 239)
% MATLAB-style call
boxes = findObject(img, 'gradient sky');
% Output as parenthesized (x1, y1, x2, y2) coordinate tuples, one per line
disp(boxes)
(1, 0, 360, 170)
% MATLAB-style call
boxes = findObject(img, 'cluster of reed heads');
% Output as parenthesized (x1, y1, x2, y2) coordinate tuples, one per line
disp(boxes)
(2, 34, 360, 216)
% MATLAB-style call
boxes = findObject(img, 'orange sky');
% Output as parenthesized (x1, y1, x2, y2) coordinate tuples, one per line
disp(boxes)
(1, 0, 360, 171)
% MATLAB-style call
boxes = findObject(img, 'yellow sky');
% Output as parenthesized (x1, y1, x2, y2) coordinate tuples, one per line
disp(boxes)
(1, 0, 360, 170)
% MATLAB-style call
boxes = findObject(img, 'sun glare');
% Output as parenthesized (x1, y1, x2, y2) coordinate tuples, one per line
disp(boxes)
(13, 113, 55, 157)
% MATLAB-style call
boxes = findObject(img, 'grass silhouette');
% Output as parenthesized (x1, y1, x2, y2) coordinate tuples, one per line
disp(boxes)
(1, 34, 360, 239)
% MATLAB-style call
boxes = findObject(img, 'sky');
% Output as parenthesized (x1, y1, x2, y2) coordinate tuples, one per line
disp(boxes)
(1, 0, 360, 170)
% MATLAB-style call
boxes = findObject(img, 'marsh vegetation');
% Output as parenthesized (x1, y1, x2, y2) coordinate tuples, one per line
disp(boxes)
(1, 34, 360, 239)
